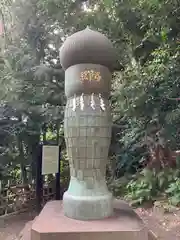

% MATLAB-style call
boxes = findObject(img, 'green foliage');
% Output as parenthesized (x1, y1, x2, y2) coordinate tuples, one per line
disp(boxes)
(109, 168, 180, 207)
(166, 179, 180, 206)
(108, 176, 130, 197)
(125, 169, 158, 205)
(1, 0, 180, 207)
(0, 0, 66, 183)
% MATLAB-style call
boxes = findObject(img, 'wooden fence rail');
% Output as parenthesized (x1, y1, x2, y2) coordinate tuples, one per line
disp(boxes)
(0, 183, 56, 217)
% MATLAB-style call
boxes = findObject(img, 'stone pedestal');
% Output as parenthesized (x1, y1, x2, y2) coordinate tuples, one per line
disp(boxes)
(30, 200, 155, 240)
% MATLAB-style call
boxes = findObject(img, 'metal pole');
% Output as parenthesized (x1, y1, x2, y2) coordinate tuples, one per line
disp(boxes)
(55, 146, 61, 200)
(36, 144, 43, 212)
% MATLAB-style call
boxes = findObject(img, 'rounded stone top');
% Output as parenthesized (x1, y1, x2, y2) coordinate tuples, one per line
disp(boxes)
(60, 27, 115, 71)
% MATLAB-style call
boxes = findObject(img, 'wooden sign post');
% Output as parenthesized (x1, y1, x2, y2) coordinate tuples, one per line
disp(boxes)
(36, 145, 61, 213)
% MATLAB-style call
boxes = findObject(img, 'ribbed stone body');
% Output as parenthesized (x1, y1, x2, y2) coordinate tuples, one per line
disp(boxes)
(63, 95, 113, 219)
(60, 27, 115, 220)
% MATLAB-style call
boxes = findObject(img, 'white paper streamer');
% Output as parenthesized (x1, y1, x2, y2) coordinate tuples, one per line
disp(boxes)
(90, 93, 95, 110)
(99, 94, 106, 111)
(72, 94, 76, 111)
(80, 93, 84, 111)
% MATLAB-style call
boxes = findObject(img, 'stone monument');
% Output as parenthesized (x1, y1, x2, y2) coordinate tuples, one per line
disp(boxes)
(30, 28, 156, 240)
(60, 27, 114, 220)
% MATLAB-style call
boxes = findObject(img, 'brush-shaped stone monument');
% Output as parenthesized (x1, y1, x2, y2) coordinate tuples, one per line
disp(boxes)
(60, 27, 114, 220)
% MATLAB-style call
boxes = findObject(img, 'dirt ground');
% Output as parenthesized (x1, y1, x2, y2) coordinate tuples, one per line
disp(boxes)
(0, 212, 35, 240)
(0, 208, 180, 240)
(136, 208, 180, 239)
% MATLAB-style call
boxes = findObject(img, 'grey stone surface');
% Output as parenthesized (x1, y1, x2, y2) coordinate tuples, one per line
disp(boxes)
(63, 94, 113, 220)
(60, 28, 115, 220)
(60, 27, 115, 71)
(63, 191, 113, 220)
(65, 64, 111, 98)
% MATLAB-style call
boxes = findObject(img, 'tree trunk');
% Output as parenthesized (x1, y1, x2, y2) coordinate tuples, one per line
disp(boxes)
(31, 134, 41, 182)
(17, 135, 28, 184)
(56, 122, 60, 145)
(42, 124, 47, 144)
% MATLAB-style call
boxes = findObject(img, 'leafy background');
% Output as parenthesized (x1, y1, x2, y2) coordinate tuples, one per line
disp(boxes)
(1, 0, 180, 207)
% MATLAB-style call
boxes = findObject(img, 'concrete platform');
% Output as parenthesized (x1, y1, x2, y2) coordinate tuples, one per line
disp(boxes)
(31, 200, 155, 240)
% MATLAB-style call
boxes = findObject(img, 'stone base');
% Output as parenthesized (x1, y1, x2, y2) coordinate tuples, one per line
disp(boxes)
(63, 190, 113, 220)
(31, 200, 156, 240)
